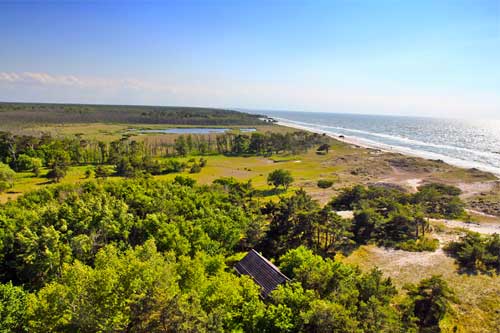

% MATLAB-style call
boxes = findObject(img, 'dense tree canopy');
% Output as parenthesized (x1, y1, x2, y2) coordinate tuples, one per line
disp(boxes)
(0, 172, 462, 331)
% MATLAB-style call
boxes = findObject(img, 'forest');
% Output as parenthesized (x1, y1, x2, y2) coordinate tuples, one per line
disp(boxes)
(0, 174, 468, 332)
(0, 103, 266, 126)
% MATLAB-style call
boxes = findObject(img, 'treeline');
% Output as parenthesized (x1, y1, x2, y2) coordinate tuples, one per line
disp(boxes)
(173, 131, 326, 156)
(0, 177, 457, 332)
(0, 131, 325, 166)
(0, 102, 265, 125)
(0, 131, 326, 185)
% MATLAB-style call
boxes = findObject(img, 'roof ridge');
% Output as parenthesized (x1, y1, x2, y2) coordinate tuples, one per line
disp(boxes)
(249, 249, 290, 281)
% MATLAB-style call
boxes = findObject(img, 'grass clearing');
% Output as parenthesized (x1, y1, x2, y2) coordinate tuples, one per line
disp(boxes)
(343, 228, 500, 333)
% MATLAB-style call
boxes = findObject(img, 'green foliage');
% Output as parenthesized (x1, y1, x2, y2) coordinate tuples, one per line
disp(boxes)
(174, 175, 196, 187)
(330, 183, 465, 220)
(0, 103, 265, 126)
(94, 165, 113, 178)
(0, 281, 28, 333)
(328, 185, 452, 250)
(413, 183, 465, 219)
(0, 160, 467, 331)
(271, 247, 402, 332)
(267, 169, 294, 190)
(213, 131, 325, 156)
(46, 164, 68, 182)
(0, 179, 255, 287)
(396, 237, 439, 252)
(14, 154, 42, 174)
(403, 275, 457, 332)
(45, 146, 71, 182)
(316, 143, 331, 155)
(317, 179, 334, 189)
(84, 168, 92, 179)
(445, 232, 500, 273)
(329, 184, 410, 211)
(189, 163, 202, 174)
(0, 163, 15, 193)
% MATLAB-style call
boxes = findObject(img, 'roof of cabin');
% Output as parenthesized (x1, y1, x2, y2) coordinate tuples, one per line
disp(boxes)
(234, 249, 290, 297)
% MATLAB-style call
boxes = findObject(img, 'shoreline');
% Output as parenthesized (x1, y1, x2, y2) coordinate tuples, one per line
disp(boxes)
(275, 119, 500, 178)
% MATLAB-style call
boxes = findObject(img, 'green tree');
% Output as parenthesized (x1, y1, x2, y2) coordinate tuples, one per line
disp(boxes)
(302, 300, 358, 333)
(46, 148, 70, 183)
(403, 275, 456, 333)
(0, 162, 15, 193)
(46, 164, 68, 183)
(267, 169, 293, 190)
(175, 136, 188, 156)
(0, 282, 28, 333)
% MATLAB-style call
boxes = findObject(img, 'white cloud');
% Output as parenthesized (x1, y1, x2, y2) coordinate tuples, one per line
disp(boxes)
(0, 71, 177, 93)
(0, 71, 498, 118)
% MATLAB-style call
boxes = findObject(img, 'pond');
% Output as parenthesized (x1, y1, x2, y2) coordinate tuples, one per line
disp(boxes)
(138, 127, 256, 134)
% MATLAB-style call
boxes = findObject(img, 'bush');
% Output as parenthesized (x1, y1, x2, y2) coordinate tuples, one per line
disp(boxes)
(84, 168, 93, 179)
(163, 159, 186, 173)
(173, 176, 196, 187)
(0, 162, 15, 192)
(95, 165, 114, 178)
(445, 232, 499, 273)
(316, 143, 330, 153)
(396, 237, 439, 252)
(189, 163, 202, 173)
(317, 179, 334, 189)
(14, 154, 43, 173)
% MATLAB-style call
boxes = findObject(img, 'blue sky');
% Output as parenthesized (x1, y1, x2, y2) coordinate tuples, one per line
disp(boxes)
(0, 0, 499, 118)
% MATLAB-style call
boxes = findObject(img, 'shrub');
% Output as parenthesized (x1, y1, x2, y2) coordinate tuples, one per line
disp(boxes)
(0, 162, 16, 192)
(317, 179, 334, 189)
(95, 165, 114, 178)
(396, 237, 439, 252)
(173, 176, 196, 187)
(190, 163, 202, 174)
(163, 159, 186, 173)
(316, 143, 330, 153)
(14, 154, 42, 173)
(445, 232, 499, 273)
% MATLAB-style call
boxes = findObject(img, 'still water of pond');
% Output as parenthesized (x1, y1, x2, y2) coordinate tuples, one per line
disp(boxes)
(139, 128, 256, 134)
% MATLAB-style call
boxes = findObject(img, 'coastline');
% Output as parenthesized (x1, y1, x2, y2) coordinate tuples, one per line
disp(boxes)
(275, 119, 500, 178)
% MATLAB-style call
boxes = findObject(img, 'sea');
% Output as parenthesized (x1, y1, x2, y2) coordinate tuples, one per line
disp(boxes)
(257, 110, 500, 176)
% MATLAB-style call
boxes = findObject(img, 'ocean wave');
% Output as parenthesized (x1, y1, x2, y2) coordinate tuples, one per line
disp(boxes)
(274, 117, 498, 159)
(274, 117, 500, 175)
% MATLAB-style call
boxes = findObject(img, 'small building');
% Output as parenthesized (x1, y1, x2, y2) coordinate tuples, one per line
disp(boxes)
(234, 249, 290, 298)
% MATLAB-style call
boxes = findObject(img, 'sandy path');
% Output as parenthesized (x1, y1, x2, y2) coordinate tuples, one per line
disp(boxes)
(433, 218, 500, 235)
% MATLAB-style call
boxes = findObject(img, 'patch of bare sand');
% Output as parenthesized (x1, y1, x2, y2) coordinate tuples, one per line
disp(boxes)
(348, 244, 455, 287)
(433, 218, 500, 235)
(336, 210, 354, 219)
(458, 180, 498, 198)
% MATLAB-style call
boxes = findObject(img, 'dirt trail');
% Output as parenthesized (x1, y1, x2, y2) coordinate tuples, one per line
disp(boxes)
(433, 218, 500, 235)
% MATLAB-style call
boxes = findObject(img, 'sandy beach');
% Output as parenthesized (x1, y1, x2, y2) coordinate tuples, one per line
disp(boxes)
(276, 119, 500, 177)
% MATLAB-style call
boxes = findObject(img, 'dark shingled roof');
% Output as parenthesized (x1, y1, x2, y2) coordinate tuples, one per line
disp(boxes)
(234, 249, 290, 297)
